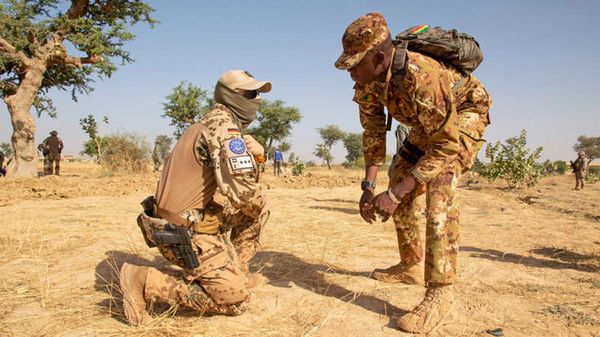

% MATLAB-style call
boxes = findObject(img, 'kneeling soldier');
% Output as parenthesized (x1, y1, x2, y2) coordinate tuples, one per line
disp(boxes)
(120, 70, 271, 325)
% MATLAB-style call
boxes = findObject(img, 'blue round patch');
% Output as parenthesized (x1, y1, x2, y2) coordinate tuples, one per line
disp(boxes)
(229, 138, 246, 154)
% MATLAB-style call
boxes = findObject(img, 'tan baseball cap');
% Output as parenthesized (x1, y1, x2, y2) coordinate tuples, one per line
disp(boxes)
(334, 12, 391, 70)
(218, 70, 272, 93)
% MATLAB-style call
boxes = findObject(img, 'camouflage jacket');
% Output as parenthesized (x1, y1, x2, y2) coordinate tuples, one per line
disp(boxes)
(201, 104, 267, 219)
(354, 50, 491, 183)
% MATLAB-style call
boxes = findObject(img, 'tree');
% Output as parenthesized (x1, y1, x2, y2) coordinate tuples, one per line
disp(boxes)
(162, 81, 213, 138)
(480, 129, 545, 188)
(1, 0, 156, 177)
(246, 99, 302, 156)
(314, 125, 346, 169)
(343, 132, 363, 164)
(277, 141, 291, 154)
(313, 144, 333, 169)
(80, 113, 108, 161)
(573, 135, 600, 161)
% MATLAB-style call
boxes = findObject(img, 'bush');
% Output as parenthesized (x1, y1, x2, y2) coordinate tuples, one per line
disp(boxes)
(543, 160, 568, 175)
(480, 129, 545, 188)
(99, 132, 151, 172)
(291, 159, 306, 176)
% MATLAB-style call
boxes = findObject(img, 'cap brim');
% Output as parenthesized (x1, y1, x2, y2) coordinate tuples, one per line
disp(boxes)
(334, 49, 368, 70)
(237, 79, 272, 93)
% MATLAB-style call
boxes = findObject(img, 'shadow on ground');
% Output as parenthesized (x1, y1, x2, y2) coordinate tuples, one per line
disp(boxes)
(251, 250, 407, 326)
(462, 246, 599, 272)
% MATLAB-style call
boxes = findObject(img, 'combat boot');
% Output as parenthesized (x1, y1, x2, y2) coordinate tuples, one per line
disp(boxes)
(396, 284, 455, 334)
(119, 263, 152, 326)
(372, 262, 424, 285)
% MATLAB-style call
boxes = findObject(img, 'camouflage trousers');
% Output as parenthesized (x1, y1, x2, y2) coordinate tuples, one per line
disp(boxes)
(44, 153, 60, 175)
(389, 159, 460, 286)
(575, 170, 585, 189)
(135, 197, 270, 315)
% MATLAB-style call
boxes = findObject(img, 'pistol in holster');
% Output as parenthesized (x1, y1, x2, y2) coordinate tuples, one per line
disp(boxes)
(152, 224, 200, 270)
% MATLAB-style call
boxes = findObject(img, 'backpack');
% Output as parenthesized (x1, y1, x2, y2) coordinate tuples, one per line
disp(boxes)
(393, 25, 483, 75)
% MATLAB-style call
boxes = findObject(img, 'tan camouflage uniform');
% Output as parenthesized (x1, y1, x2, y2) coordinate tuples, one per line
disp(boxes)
(136, 103, 270, 316)
(42, 133, 63, 175)
(349, 27, 491, 286)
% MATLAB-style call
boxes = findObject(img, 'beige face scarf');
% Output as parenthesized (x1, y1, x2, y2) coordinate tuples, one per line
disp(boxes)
(214, 83, 262, 128)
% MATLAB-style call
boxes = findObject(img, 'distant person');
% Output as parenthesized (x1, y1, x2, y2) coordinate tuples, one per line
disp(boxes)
(151, 136, 172, 172)
(335, 13, 491, 333)
(273, 148, 283, 176)
(38, 142, 49, 172)
(120, 70, 271, 325)
(571, 150, 589, 190)
(0, 150, 5, 177)
(41, 130, 63, 175)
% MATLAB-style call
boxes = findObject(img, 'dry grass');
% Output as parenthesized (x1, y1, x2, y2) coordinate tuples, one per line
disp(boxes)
(0, 162, 599, 337)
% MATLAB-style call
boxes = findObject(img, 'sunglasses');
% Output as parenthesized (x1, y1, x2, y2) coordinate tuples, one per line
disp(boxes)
(241, 90, 259, 99)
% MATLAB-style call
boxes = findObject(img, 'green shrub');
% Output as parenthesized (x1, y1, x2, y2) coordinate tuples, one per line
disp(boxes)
(291, 159, 306, 176)
(480, 129, 545, 188)
(99, 132, 150, 172)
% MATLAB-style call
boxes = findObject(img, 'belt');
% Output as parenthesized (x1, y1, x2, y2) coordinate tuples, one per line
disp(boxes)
(398, 140, 425, 165)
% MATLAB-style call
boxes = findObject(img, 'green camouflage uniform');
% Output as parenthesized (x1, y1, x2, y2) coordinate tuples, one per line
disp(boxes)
(350, 32, 491, 286)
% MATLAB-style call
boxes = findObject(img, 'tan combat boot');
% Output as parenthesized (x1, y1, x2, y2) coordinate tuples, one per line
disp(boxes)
(396, 284, 455, 334)
(119, 263, 152, 326)
(372, 262, 424, 285)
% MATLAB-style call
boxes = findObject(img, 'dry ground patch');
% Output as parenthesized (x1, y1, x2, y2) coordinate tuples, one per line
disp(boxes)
(0, 162, 598, 337)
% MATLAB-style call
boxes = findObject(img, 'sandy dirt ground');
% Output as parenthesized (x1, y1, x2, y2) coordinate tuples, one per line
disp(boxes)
(0, 162, 598, 337)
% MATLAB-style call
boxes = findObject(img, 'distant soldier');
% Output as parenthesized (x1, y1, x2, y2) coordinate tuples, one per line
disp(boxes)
(37, 142, 49, 172)
(571, 150, 589, 190)
(0, 150, 5, 177)
(151, 135, 172, 172)
(42, 130, 63, 175)
(273, 148, 283, 176)
(120, 70, 271, 325)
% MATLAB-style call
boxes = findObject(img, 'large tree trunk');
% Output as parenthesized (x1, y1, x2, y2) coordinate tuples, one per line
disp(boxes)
(4, 62, 46, 178)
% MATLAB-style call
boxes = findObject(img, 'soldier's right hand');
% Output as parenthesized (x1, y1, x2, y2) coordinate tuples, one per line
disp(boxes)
(359, 188, 376, 224)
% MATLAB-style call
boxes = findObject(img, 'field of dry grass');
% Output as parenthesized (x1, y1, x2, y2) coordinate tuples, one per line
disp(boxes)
(0, 162, 598, 337)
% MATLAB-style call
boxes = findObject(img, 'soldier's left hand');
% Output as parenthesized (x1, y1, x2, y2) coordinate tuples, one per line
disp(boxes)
(371, 192, 398, 222)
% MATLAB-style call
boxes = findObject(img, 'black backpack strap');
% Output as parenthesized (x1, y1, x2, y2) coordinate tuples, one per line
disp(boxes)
(386, 42, 409, 132)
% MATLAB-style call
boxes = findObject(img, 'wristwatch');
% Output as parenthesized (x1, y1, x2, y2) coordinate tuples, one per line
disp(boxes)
(361, 180, 376, 191)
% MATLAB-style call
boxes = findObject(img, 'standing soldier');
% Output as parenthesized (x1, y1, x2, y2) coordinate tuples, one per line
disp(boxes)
(42, 130, 63, 175)
(273, 148, 283, 176)
(120, 70, 271, 325)
(151, 135, 172, 172)
(0, 150, 5, 177)
(571, 150, 589, 190)
(335, 13, 491, 333)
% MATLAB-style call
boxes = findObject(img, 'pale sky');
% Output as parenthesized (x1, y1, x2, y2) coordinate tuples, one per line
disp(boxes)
(1, 0, 599, 163)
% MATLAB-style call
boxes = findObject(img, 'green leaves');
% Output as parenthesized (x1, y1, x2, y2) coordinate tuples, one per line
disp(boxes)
(480, 129, 545, 188)
(0, 0, 156, 115)
(162, 81, 212, 138)
(246, 99, 302, 154)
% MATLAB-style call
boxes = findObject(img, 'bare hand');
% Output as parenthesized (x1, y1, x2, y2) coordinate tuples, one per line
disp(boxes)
(359, 188, 376, 224)
(371, 192, 397, 222)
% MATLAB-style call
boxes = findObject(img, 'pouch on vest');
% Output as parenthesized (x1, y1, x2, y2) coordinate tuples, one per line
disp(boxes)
(191, 201, 224, 235)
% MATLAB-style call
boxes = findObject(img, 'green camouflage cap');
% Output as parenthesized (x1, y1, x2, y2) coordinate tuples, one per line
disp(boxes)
(335, 13, 391, 70)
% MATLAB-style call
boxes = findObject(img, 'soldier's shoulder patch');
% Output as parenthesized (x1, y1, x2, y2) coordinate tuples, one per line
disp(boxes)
(228, 137, 246, 154)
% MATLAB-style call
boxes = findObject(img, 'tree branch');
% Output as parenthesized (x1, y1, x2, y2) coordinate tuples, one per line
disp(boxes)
(62, 54, 102, 67)
(0, 37, 28, 64)
(67, 0, 90, 19)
